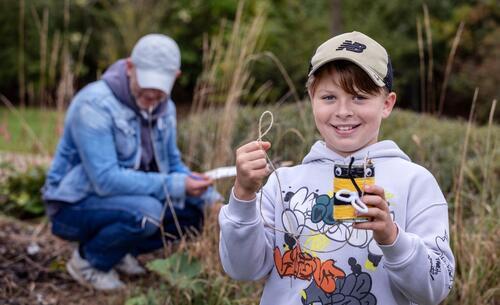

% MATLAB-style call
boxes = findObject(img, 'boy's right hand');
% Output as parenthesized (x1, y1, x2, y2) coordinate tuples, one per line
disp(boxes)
(234, 141, 272, 201)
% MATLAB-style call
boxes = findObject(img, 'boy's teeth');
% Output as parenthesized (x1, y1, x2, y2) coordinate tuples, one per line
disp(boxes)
(337, 126, 353, 131)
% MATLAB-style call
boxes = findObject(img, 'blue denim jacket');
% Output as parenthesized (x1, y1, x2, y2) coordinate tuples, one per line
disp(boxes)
(43, 80, 193, 205)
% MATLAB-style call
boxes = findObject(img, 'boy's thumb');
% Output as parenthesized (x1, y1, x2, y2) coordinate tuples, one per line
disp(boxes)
(260, 141, 272, 151)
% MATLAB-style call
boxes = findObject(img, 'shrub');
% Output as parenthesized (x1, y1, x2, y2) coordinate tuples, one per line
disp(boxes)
(0, 164, 46, 218)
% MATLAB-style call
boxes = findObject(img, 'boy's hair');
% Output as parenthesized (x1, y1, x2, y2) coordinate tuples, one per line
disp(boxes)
(306, 60, 388, 97)
(307, 31, 393, 97)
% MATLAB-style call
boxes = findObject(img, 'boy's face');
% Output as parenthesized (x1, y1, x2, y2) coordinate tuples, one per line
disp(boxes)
(309, 72, 396, 157)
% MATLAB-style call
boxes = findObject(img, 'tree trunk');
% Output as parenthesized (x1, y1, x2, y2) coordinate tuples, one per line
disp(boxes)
(330, 0, 343, 36)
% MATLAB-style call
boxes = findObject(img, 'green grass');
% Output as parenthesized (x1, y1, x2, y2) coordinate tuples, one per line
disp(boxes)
(0, 106, 60, 154)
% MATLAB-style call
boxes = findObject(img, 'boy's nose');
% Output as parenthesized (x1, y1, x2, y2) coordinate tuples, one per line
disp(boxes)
(335, 101, 354, 118)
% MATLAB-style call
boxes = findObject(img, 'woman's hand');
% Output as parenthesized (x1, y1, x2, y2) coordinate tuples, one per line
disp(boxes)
(185, 172, 213, 197)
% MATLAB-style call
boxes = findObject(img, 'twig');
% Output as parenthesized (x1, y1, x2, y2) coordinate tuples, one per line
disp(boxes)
(30, 218, 48, 240)
(438, 21, 465, 116)
(423, 4, 434, 113)
(480, 99, 497, 209)
(18, 0, 26, 107)
(19, 253, 52, 273)
(416, 17, 426, 113)
(1, 254, 25, 269)
(453, 87, 478, 258)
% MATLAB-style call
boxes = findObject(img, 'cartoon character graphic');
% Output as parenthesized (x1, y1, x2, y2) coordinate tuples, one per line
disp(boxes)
(301, 258, 377, 305)
(286, 188, 390, 271)
(274, 158, 396, 278)
(274, 235, 346, 294)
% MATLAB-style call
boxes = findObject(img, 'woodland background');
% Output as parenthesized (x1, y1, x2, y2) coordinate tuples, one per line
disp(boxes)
(0, 1, 498, 305)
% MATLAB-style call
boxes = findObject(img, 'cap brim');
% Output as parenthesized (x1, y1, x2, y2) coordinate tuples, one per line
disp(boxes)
(136, 68, 176, 95)
(309, 57, 386, 87)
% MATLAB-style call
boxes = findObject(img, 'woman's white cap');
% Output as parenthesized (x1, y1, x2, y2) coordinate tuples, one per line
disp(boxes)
(131, 34, 181, 95)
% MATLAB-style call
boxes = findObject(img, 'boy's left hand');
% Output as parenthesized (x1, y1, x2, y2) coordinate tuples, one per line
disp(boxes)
(353, 184, 398, 245)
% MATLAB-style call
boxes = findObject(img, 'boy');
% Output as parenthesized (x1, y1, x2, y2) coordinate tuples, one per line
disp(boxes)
(218, 31, 455, 305)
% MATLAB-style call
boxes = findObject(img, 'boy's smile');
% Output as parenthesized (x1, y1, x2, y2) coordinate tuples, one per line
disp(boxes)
(310, 73, 396, 156)
(332, 123, 361, 133)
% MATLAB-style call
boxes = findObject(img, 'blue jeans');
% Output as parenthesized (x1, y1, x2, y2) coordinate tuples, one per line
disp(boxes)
(50, 195, 204, 271)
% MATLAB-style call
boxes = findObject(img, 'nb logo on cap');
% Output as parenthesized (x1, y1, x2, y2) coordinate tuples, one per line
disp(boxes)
(336, 40, 366, 53)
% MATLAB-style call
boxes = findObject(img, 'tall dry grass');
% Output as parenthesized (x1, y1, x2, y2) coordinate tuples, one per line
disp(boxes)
(17, 0, 26, 108)
(185, 1, 267, 170)
(417, 4, 466, 117)
(10, 0, 92, 137)
(185, 2, 316, 173)
(99, 0, 169, 68)
(438, 21, 465, 116)
(443, 97, 499, 305)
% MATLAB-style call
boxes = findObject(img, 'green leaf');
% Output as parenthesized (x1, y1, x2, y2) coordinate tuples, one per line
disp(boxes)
(125, 295, 149, 305)
(146, 253, 203, 294)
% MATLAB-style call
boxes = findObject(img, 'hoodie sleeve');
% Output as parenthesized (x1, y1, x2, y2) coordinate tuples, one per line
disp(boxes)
(379, 167, 455, 305)
(218, 178, 277, 280)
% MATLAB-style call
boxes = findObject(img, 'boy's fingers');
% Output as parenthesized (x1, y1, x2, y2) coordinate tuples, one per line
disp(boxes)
(238, 141, 271, 154)
(356, 205, 392, 224)
(364, 184, 385, 199)
(253, 167, 271, 178)
(361, 194, 389, 211)
(236, 142, 257, 154)
(244, 159, 268, 171)
(241, 149, 267, 162)
(258, 141, 271, 151)
(353, 222, 373, 230)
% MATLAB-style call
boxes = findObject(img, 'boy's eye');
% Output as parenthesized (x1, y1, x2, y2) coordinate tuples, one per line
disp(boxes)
(353, 95, 367, 101)
(321, 95, 336, 101)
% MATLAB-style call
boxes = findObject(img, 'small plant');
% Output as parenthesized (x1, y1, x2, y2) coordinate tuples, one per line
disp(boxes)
(146, 253, 203, 295)
(0, 165, 46, 218)
(125, 253, 205, 305)
(125, 289, 161, 305)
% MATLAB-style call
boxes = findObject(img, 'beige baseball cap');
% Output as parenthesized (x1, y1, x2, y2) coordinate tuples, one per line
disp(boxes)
(309, 31, 393, 90)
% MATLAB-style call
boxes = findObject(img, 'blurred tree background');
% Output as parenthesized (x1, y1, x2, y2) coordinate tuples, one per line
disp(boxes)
(0, 0, 498, 121)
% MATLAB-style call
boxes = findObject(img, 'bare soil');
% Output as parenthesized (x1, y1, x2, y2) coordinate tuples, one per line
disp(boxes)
(0, 215, 158, 305)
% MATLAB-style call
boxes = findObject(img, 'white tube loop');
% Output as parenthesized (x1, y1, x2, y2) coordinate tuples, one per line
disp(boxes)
(335, 189, 369, 214)
(335, 189, 357, 203)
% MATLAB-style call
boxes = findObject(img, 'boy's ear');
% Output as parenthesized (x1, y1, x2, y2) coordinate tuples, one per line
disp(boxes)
(307, 87, 315, 101)
(382, 92, 397, 118)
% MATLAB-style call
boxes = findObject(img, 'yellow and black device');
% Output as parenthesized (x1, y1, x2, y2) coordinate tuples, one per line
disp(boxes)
(333, 160, 375, 223)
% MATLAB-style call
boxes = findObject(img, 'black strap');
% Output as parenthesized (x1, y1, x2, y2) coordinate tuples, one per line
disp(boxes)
(348, 157, 362, 196)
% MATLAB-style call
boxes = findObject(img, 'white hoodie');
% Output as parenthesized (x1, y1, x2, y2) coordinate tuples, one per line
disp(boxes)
(219, 140, 455, 305)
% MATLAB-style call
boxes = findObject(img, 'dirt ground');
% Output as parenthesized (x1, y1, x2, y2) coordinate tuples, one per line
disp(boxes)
(0, 215, 159, 305)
